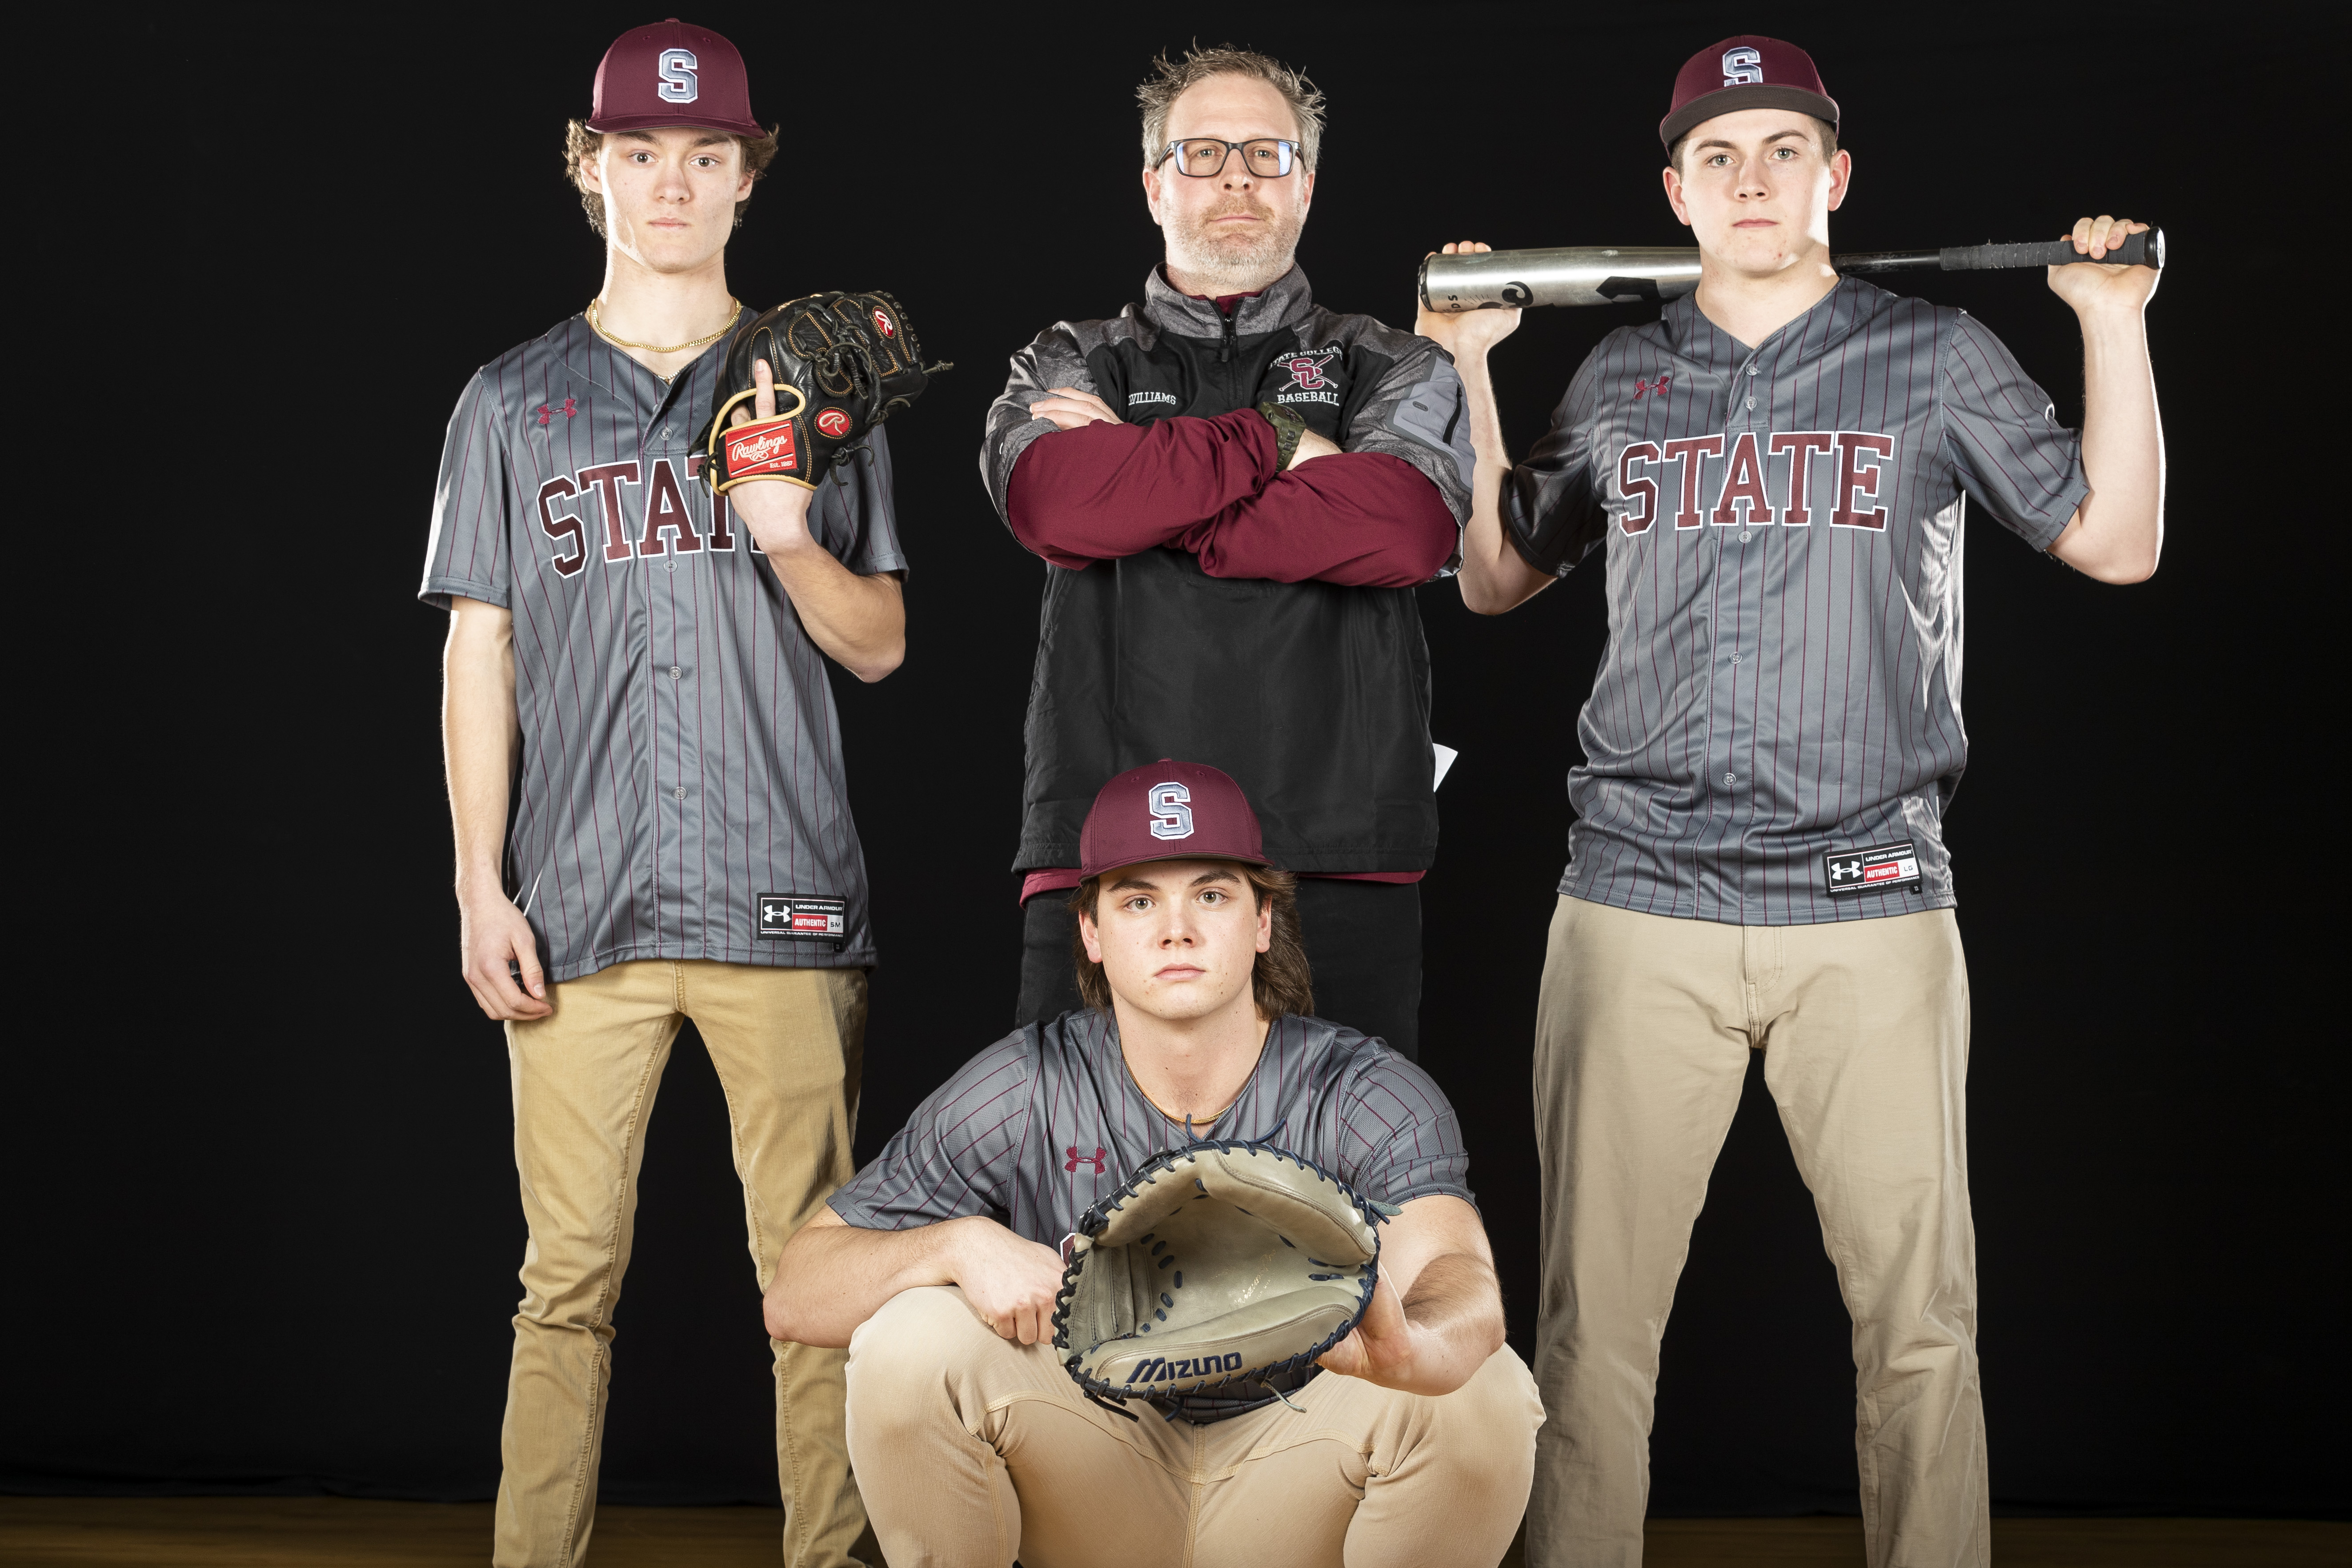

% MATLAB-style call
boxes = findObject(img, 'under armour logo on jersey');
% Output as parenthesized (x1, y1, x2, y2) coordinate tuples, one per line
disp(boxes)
(1633, 375, 1672, 400)
(1147, 782, 1195, 841)
(1721, 45, 1763, 86)
(536, 397, 579, 425)
(656, 48, 699, 103)
(1066, 1146, 1107, 1174)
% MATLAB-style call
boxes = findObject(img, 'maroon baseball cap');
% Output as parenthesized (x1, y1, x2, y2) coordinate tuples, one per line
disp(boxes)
(586, 18, 764, 138)
(1079, 762, 1271, 880)
(1660, 36, 1839, 149)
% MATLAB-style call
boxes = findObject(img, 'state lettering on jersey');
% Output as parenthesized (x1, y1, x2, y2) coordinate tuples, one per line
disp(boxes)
(1823, 841, 1922, 896)
(1616, 429, 1897, 537)
(758, 894, 848, 950)
(537, 456, 743, 577)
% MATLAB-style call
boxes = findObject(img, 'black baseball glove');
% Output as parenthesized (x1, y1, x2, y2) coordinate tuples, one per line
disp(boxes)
(696, 290, 949, 493)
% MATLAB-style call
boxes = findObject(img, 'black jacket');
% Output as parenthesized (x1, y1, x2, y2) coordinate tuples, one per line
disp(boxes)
(979, 266, 1475, 874)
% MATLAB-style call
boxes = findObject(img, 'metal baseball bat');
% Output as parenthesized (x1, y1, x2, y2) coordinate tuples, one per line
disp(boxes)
(1418, 226, 2165, 311)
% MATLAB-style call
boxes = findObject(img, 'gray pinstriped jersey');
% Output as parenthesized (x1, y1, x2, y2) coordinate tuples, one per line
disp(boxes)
(829, 1008, 1472, 1421)
(419, 315, 906, 981)
(830, 1009, 1473, 1242)
(1504, 277, 2086, 925)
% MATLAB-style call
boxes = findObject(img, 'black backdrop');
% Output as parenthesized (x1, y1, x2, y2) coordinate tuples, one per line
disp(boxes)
(8, 0, 2338, 1523)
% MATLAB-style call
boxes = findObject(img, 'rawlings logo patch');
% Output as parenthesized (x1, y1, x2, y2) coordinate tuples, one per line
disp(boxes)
(724, 420, 799, 476)
(872, 307, 895, 337)
(815, 407, 852, 438)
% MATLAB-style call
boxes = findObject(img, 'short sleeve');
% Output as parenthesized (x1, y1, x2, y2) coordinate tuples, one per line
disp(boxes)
(828, 1036, 1034, 1230)
(1333, 1051, 1475, 1210)
(805, 424, 909, 578)
(1500, 349, 1611, 576)
(418, 372, 514, 611)
(1345, 340, 1475, 527)
(1937, 311, 2089, 551)
(980, 325, 1095, 521)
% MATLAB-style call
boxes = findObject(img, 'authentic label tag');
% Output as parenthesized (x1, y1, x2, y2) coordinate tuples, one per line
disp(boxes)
(758, 894, 846, 942)
(1823, 841, 1922, 897)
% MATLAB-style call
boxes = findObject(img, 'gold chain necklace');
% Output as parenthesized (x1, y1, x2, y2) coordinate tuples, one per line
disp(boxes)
(586, 297, 741, 355)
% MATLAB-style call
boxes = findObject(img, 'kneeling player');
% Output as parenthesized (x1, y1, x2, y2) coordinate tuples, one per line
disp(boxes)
(763, 762, 1541, 1568)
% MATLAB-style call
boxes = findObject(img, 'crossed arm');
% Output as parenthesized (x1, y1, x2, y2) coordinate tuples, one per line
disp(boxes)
(764, 1193, 1505, 1398)
(1010, 392, 1459, 589)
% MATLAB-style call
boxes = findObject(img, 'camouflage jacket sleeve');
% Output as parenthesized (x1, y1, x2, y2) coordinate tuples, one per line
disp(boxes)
(978, 323, 1096, 522)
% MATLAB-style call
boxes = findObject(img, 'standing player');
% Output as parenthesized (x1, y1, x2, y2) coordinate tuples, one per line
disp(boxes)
(981, 46, 1477, 1060)
(762, 762, 1542, 1568)
(1419, 36, 2164, 1568)
(421, 20, 906, 1568)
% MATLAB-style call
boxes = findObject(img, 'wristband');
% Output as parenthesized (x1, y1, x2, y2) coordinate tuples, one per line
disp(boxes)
(1256, 400, 1307, 470)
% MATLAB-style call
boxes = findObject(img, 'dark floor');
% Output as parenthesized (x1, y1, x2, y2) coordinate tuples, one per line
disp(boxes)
(0, 1498, 2341, 1567)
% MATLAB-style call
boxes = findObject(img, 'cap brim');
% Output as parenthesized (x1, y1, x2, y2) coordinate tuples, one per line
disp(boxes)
(585, 111, 767, 138)
(1082, 847, 1274, 880)
(1660, 85, 1839, 149)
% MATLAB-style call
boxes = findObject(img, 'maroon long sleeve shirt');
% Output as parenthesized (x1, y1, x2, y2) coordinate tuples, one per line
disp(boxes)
(1003, 408, 1459, 589)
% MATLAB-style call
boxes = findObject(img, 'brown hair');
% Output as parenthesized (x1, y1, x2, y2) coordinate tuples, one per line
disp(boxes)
(1068, 862, 1313, 1021)
(561, 120, 781, 239)
(1667, 114, 1837, 176)
(1137, 44, 1326, 173)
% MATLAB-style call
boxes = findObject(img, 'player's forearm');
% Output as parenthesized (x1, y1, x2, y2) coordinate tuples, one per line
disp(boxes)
(1397, 1251, 1508, 1392)
(766, 1215, 992, 1347)
(2059, 307, 2164, 583)
(762, 538, 906, 682)
(442, 598, 520, 895)
(1449, 349, 1551, 614)
(765, 1215, 961, 1346)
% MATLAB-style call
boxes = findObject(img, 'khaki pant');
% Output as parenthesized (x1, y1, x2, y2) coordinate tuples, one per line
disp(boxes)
(845, 1286, 1543, 1568)
(1527, 897, 1986, 1568)
(495, 959, 872, 1568)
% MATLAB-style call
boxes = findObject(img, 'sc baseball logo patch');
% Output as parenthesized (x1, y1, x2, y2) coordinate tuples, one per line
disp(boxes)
(1722, 45, 1763, 85)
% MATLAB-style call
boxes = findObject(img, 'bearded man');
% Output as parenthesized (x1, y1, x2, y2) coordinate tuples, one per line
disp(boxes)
(978, 45, 1477, 1063)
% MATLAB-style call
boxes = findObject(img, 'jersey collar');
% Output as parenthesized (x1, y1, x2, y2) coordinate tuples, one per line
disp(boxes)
(1661, 273, 1884, 365)
(1142, 263, 1315, 340)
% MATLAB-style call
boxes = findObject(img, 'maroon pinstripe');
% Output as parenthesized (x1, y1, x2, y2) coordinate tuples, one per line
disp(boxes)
(1501, 278, 2085, 926)
(419, 315, 907, 981)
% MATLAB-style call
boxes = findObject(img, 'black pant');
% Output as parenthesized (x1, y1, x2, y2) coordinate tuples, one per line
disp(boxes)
(1015, 879, 1422, 1062)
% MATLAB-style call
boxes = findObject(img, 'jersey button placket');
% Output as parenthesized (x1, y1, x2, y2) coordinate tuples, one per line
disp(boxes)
(1711, 350, 1767, 797)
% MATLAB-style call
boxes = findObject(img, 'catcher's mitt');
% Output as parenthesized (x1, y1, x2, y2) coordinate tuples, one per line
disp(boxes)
(1051, 1137, 1393, 1420)
(696, 290, 950, 494)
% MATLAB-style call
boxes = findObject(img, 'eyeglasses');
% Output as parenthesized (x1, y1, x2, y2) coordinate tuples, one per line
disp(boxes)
(1156, 138, 1300, 178)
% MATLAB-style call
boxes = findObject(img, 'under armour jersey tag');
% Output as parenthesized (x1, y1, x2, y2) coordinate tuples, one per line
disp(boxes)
(1823, 842, 1921, 897)
(758, 894, 847, 945)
